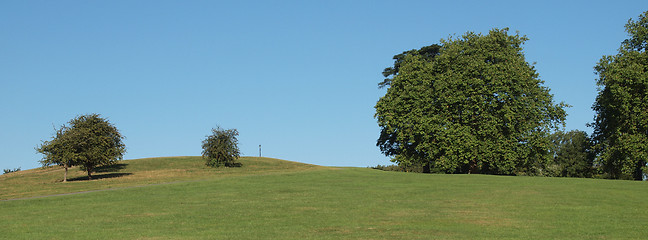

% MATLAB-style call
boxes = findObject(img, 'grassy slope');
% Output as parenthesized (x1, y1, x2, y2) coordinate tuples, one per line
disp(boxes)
(1, 157, 647, 239)
(0, 156, 322, 200)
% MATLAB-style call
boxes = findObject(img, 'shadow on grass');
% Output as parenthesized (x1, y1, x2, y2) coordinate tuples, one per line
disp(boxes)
(96, 163, 128, 173)
(207, 162, 243, 168)
(67, 163, 131, 181)
(68, 172, 133, 182)
(228, 162, 243, 168)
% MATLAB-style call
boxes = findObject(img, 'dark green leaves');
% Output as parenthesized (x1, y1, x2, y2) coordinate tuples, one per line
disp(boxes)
(375, 28, 567, 175)
(622, 11, 648, 52)
(546, 130, 594, 178)
(36, 114, 126, 181)
(202, 127, 241, 168)
(591, 11, 648, 180)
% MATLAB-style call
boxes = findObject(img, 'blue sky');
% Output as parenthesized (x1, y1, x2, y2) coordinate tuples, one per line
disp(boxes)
(1, 0, 645, 171)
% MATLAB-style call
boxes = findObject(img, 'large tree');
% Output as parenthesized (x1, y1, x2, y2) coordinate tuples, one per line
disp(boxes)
(36, 114, 126, 181)
(375, 28, 567, 175)
(591, 11, 648, 180)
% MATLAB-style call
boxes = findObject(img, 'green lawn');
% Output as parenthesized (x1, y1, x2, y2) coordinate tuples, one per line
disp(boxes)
(0, 156, 322, 200)
(1, 157, 647, 239)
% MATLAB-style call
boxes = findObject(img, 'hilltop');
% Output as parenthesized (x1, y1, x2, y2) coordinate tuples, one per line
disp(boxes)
(0, 156, 323, 200)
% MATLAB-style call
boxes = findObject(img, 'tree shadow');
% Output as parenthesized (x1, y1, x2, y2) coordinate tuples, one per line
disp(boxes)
(95, 163, 128, 173)
(67, 163, 131, 181)
(68, 172, 133, 182)
(227, 162, 243, 168)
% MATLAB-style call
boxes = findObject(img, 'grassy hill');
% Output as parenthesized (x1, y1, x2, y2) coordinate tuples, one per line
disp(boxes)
(0, 156, 322, 200)
(1, 156, 647, 239)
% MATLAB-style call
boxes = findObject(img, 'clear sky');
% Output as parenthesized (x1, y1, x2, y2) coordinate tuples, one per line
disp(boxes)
(1, 0, 645, 171)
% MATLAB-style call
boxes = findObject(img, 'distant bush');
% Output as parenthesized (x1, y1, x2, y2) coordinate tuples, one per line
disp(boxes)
(371, 164, 403, 172)
(3, 167, 21, 174)
(202, 127, 242, 168)
(371, 163, 434, 173)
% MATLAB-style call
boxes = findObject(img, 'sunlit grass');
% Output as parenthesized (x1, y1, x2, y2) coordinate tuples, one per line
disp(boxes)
(1, 157, 647, 239)
(0, 156, 322, 200)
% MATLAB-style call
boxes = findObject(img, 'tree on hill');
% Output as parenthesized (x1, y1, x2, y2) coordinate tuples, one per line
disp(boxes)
(36, 126, 77, 182)
(202, 127, 241, 167)
(36, 114, 126, 181)
(591, 11, 648, 180)
(375, 28, 568, 175)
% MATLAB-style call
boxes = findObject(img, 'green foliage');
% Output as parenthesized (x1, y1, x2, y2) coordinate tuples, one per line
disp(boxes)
(36, 114, 126, 181)
(545, 130, 594, 178)
(202, 127, 241, 167)
(591, 11, 648, 180)
(371, 164, 421, 172)
(378, 44, 441, 89)
(375, 28, 567, 175)
(36, 125, 77, 182)
(370, 164, 403, 172)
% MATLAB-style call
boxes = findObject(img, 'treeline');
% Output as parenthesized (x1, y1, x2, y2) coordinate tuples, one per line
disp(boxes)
(373, 130, 596, 178)
(374, 11, 648, 180)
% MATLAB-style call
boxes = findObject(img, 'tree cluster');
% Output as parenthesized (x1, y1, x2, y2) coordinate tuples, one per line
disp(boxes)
(36, 114, 125, 182)
(376, 11, 648, 180)
(545, 130, 594, 178)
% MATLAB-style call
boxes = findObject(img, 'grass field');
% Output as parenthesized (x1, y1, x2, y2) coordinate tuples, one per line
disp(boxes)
(1, 156, 647, 239)
(0, 156, 322, 200)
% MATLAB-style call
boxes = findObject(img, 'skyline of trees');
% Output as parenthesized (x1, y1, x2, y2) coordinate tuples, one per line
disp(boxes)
(376, 11, 648, 180)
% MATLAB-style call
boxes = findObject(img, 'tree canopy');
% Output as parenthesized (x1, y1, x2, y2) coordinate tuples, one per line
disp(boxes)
(36, 114, 125, 181)
(547, 130, 594, 178)
(202, 127, 241, 167)
(36, 126, 76, 181)
(591, 11, 648, 180)
(375, 28, 567, 175)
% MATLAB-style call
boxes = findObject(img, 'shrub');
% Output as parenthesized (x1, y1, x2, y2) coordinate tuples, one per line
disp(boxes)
(371, 163, 430, 173)
(3, 167, 21, 174)
(202, 127, 241, 167)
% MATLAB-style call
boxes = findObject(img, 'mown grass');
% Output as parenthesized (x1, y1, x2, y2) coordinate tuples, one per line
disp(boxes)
(0, 156, 322, 200)
(1, 157, 647, 239)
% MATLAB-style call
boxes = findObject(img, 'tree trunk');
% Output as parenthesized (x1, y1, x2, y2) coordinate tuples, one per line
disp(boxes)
(86, 165, 93, 180)
(422, 163, 431, 173)
(63, 164, 68, 183)
(468, 159, 478, 174)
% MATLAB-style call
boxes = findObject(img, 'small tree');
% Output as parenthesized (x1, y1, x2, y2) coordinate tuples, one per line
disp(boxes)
(202, 127, 241, 167)
(36, 114, 126, 181)
(36, 126, 77, 182)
